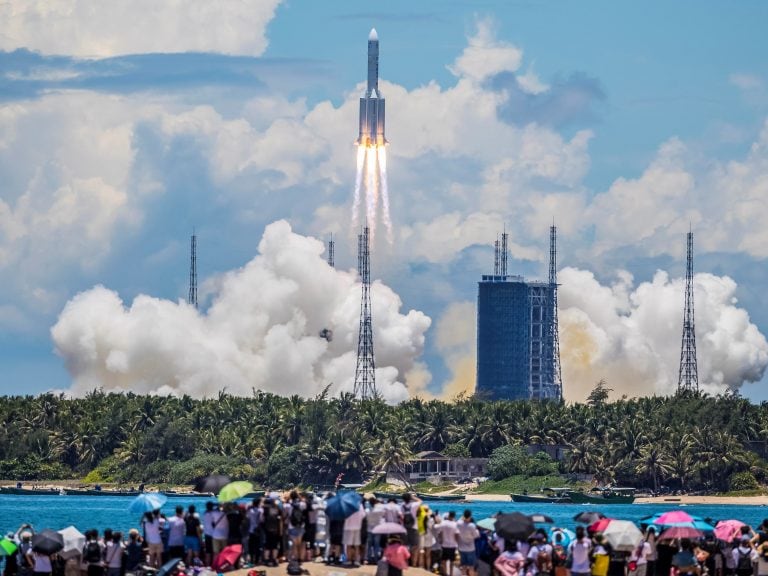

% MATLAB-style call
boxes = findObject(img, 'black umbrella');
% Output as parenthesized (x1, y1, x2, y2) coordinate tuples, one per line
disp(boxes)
(495, 512, 535, 541)
(529, 513, 554, 524)
(193, 474, 231, 494)
(31, 529, 64, 555)
(156, 558, 183, 576)
(573, 511, 606, 525)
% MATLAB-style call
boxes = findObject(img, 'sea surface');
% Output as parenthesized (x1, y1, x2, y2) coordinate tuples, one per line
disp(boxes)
(2, 494, 768, 535)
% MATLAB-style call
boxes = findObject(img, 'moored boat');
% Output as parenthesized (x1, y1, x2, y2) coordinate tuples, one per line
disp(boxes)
(566, 487, 636, 504)
(416, 493, 465, 501)
(0, 486, 64, 496)
(510, 487, 572, 503)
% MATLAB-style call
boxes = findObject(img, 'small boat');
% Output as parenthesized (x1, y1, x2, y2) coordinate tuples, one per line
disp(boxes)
(0, 486, 65, 496)
(373, 491, 403, 501)
(69, 488, 142, 497)
(162, 491, 215, 498)
(416, 493, 465, 501)
(511, 487, 572, 503)
(566, 487, 636, 504)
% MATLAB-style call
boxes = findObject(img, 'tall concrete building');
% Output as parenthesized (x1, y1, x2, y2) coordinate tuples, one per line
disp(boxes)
(475, 229, 562, 401)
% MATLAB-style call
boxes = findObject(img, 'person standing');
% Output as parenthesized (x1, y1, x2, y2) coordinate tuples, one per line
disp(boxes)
(29, 550, 53, 576)
(247, 498, 263, 565)
(262, 499, 283, 567)
(141, 512, 164, 569)
(528, 533, 554, 576)
(438, 511, 460, 576)
(166, 507, 186, 560)
(124, 530, 144, 574)
(456, 510, 480, 576)
(366, 497, 386, 564)
(567, 526, 592, 576)
(384, 535, 411, 576)
(103, 532, 124, 576)
(629, 534, 653, 576)
(494, 541, 525, 576)
(82, 530, 105, 576)
(672, 539, 701, 576)
(343, 504, 366, 567)
(184, 505, 202, 566)
(401, 494, 422, 565)
(211, 504, 229, 559)
(733, 536, 757, 576)
(286, 492, 306, 564)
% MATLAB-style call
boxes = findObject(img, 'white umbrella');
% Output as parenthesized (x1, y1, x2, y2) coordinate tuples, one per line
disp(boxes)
(57, 526, 86, 559)
(371, 522, 407, 535)
(602, 520, 643, 552)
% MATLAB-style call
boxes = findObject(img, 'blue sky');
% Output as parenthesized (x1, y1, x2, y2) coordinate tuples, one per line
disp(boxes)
(1, 0, 768, 402)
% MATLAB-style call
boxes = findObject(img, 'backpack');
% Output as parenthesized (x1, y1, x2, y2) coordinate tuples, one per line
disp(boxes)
(536, 546, 553, 574)
(84, 541, 102, 564)
(290, 503, 305, 528)
(264, 506, 280, 534)
(402, 504, 415, 530)
(737, 549, 753, 571)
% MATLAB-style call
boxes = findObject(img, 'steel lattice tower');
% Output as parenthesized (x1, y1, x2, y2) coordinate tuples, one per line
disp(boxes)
(549, 225, 563, 400)
(354, 226, 377, 398)
(678, 230, 699, 392)
(327, 234, 335, 268)
(188, 231, 198, 309)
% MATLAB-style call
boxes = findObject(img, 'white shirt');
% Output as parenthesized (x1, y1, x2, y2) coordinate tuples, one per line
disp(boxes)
(367, 503, 386, 529)
(568, 538, 592, 573)
(203, 510, 216, 537)
(456, 520, 480, 552)
(248, 506, 263, 533)
(167, 515, 185, 547)
(143, 517, 162, 545)
(104, 542, 124, 568)
(438, 520, 459, 549)
(344, 507, 366, 531)
(528, 543, 554, 575)
(631, 542, 652, 566)
(383, 502, 400, 523)
(211, 510, 229, 540)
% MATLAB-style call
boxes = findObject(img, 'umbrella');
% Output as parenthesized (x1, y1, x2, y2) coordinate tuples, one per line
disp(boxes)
(588, 518, 613, 533)
(212, 544, 242, 572)
(494, 512, 535, 541)
(372, 522, 408, 535)
(325, 491, 363, 520)
(0, 538, 17, 557)
(658, 526, 704, 541)
(529, 514, 555, 524)
(574, 511, 606, 525)
(129, 492, 168, 514)
(477, 518, 496, 531)
(602, 520, 643, 552)
(57, 526, 86, 560)
(550, 527, 576, 547)
(654, 511, 694, 525)
(218, 481, 253, 503)
(157, 558, 183, 576)
(194, 474, 231, 494)
(715, 520, 747, 542)
(31, 529, 64, 555)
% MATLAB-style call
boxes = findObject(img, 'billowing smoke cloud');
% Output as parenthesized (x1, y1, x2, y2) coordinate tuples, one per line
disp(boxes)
(51, 221, 431, 403)
(559, 267, 768, 400)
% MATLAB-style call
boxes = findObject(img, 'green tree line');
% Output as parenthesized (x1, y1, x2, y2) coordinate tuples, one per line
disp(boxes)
(1, 387, 766, 492)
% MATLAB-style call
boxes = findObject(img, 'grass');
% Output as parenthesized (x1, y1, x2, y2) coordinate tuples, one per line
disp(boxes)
(471, 474, 578, 495)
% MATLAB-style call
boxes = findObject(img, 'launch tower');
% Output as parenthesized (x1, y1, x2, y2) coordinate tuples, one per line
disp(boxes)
(677, 230, 699, 392)
(188, 231, 198, 309)
(354, 226, 377, 398)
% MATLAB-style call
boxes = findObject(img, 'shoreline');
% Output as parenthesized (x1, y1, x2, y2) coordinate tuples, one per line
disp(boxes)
(463, 493, 768, 505)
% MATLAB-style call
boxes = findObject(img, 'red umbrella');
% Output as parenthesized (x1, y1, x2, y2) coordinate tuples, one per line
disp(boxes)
(658, 526, 704, 541)
(588, 518, 613, 533)
(654, 511, 694, 525)
(212, 544, 242, 572)
(714, 520, 747, 542)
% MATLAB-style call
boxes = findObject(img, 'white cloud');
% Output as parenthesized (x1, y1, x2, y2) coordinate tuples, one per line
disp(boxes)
(0, 0, 282, 57)
(448, 17, 523, 82)
(730, 73, 763, 91)
(52, 220, 431, 403)
(558, 267, 768, 401)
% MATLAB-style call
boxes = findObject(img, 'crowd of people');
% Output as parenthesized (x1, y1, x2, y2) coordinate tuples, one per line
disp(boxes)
(5, 492, 768, 576)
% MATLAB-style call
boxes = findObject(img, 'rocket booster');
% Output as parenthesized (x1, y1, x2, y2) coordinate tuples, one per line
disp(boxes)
(357, 28, 386, 147)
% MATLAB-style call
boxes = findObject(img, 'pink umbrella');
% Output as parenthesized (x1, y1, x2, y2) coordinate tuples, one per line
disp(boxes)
(714, 520, 747, 542)
(654, 511, 694, 525)
(372, 522, 408, 535)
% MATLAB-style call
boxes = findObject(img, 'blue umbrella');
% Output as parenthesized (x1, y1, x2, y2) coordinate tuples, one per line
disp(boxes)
(325, 491, 363, 520)
(128, 492, 167, 514)
(550, 527, 576, 547)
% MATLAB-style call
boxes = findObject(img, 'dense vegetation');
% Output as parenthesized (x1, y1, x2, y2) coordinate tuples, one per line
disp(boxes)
(2, 385, 767, 492)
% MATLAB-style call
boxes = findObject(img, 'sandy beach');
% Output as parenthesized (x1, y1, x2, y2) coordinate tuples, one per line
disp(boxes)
(462, 493, 768, 505)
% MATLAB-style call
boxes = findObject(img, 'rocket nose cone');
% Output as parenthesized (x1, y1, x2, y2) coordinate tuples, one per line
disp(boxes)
(369, 28, 378, 41)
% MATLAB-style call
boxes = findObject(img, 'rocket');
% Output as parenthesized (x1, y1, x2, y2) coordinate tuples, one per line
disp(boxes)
(357, 28, 386, 147)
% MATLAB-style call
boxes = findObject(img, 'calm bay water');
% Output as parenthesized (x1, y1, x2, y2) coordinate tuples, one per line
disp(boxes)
(1, 494, 767, 535)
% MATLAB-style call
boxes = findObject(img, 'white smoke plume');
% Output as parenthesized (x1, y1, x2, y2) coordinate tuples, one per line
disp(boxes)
(558, 267, 768, 400)
(51, 221, 431, 403)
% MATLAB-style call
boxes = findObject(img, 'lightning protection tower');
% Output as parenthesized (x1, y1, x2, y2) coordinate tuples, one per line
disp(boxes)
(327, 234, 335, 268)
(354, 226, 377, 398)
(678, 230, 699, 392)
(548, 224, 563, 400)
(188, 231, 198, 309)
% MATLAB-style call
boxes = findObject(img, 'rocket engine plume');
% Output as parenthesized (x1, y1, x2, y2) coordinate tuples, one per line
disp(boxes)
(351, 28, 392, 243)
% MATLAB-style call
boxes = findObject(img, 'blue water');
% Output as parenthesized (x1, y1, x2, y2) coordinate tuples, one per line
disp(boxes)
(2, 495, 767, 535)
